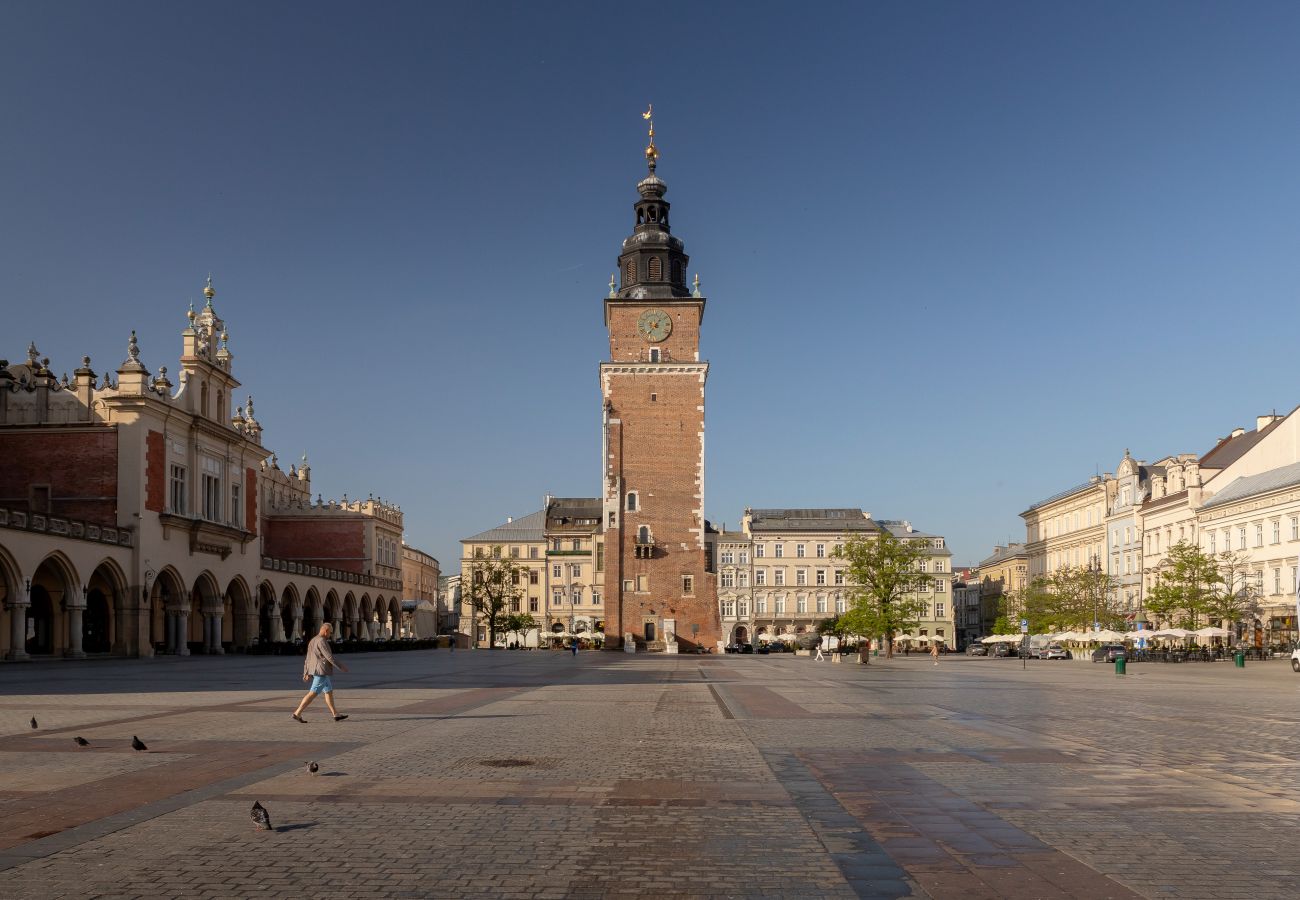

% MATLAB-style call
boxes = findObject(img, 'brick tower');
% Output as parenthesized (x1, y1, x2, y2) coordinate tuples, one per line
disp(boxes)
(600, 117, 720, 652)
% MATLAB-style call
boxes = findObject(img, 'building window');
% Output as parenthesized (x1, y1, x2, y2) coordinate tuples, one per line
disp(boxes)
(934, 579, 946, 593)
(1239, 528, 1247, 550)
(755, 544, 765, 558)
(933, 539, 944, 549)
(721, 550, 734, 565)
(774, 596, 786, 614)
(834, 571, 845, 586)
(553, 589, 563, 606)
(571, 539, 581, 551)
(636, 574, 648, 592)
(682, 575, 694, 595)
(796, 544, 805, 558)
(755, 569, 766, 586)
(572, 587, 583, 605)
(622, 579, 633, 593)
(774, 544, 783, 558)
(230, 483, 241, 527)
(529, 570, 539, 585)
(1255, 523, 1264, 547)
(570, 564, 581, 578)
(739, 551, 748, 565)
(721, 572, 734, 588)
(815, 543, 825, 558)
(1273, 521, 1281, 544)
(816, 596, 827, 613)
(1274, 569, 1282, 595)
(529, 597, 538, 613)
(169, 464, 188, 514)
(816, 570, 826, 586)
(918, 580, 929, 592)
(553, 564, 562, 578)
(529, 546, 539, 559)
(722, 599, 735, 617)
(796, 596, 807, 614)
(738, 572, 748, 587)
(919, 561, 928, 573)
(1209, 533, 1216, 554)
(592, 589, 601, 606)
(648, 256, 662, 280)
(738, 598, 748, 617)
(649, 348, 660, 363)
(200, 458, 222, 522)
(756, 596, 766, 614)
(509, 599, 520, 613)
(935, 602, 945, 618)
(624, 258, 635, 285)
(796, 570, 807, 586)
(626, 492, 638, 512)
(510, 546, 519, 558)
(596, 542, 604, 571)
(835, 596, 846, 614)
(774, 570, 785, 586)
(1293, 517, 1299, 541)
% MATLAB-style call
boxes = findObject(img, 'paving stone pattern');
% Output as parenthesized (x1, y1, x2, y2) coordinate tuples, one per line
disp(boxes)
(0, 650, 1297, 898)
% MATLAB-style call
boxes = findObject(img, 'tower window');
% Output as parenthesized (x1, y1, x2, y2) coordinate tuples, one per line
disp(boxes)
(648, 256, 662, 281)
(626, 492, 638, 512)
(671, 260, 682, 283)
(624, 259, 636, 286)
(649, 348, 660, 363)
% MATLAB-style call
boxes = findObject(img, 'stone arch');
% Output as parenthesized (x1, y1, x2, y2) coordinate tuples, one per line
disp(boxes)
(360, 594, 373, 640)
(280, 583, 301, 641)
(374, 595, 389, 638)
(388, 596, 402, 639)
(733, 624, 749, 645)
(189, 571, 222, 651)
(343, 591, 358, 639)
(86, 557, 128, 656)
(226, 576, 253, 649)
(257, 580, 278, 643)
(324, 590, 340, 634)
(0, 544, 23, 660)
(302, 587, 322, 638)
(29, 551, 80, 657)
(150, 567, 186, 653)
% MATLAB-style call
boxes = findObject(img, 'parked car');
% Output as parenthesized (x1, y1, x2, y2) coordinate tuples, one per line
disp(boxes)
(1043, 643, 1070, 660)
(990, 643, 1013, 658)
(1291, 646, 1300, 672)
(1091, 644, 1127, 663)
(724, 644, 741, 654)
(755, 644, 769, 655)
(965, 644, 988, 656)
(766, 642, 788, 653)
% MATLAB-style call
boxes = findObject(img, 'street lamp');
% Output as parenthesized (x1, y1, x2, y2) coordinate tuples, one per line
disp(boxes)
(1088, 553, 1102, 631)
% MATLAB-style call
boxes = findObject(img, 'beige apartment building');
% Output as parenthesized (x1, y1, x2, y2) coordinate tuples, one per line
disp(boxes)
(401, 544, 441, 638)
(459, 497, 603, 647)
(1022, 477, 1112, 584)
(976, 543, 1028, 624)
(740, 509, 956, 649)
(707, 527, 754, 646)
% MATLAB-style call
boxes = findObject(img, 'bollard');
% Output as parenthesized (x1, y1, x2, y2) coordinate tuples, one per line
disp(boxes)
(1234, 651, 1245, 668)
(1114, 656, 1126, 676)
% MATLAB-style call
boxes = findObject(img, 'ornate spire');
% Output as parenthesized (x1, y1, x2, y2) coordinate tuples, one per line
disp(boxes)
(204, 273, 215, 306)
(126, 331, 140, 363)
(614, 106, 690, 300)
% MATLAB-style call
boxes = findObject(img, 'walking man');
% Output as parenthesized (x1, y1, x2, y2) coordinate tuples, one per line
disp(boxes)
(292, 623, 349, 723)
(930, 640, 940, 666)
(814, 637, 826, 661)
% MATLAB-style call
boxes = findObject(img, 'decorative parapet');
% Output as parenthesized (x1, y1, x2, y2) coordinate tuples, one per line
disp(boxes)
(260, 555, 402, 592)
(0, 507, 133, 547)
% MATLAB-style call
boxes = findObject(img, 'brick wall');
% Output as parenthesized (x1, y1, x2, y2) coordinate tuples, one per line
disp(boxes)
(262, 517, 366, 573)
(145, 430, 165, 513)
(0, 429, 119, 526)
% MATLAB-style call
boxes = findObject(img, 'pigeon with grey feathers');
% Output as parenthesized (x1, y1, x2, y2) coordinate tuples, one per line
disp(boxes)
(131, 735, 147, 752)
(30, 717, 37, 730)
(251, 801, 273, 831)
(73, 736, 90, 747)
(307, 761, 319, 775)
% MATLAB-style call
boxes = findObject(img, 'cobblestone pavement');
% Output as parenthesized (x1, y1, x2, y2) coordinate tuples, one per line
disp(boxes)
(0, 650, 1297, 898)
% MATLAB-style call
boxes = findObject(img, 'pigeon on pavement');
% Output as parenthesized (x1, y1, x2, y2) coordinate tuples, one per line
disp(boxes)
(30, 717, 37, 730)
(73, 736, 90, 747)
(307, 761, 319, 775)
(131, 736, 147, 752)
(251, 801, 273, 831)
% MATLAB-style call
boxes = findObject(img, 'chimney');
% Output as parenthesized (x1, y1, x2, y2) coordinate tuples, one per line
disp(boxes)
(1257, 414, 1280, 431)
(506, 516, 513, 524)
(1231, 427, 1245, 438)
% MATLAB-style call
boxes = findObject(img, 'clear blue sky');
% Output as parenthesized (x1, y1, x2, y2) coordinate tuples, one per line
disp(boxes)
(4, 2, 1299, 570)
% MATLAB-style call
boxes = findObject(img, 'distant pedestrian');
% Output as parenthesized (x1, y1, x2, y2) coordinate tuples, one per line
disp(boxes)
(448, 635, 455, 653)
(930, 641, 940, 665)
(292, 624, 349, 723)
(814, 639, 826, 661)
(570, 639, 579, 657)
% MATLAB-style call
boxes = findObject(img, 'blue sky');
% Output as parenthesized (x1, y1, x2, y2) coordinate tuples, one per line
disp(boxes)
(4, 2, 1299, 569)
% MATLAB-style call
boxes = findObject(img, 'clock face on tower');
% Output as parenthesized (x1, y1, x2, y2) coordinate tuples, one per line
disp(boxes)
(637, 309, 673, 342)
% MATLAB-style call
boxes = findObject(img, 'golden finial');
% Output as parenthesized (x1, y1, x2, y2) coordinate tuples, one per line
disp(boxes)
(642, 103, 658, 170)
(203, 273, 215, 301)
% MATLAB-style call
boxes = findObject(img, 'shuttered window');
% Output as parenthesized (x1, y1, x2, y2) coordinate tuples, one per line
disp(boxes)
(648, 256, 662, 281)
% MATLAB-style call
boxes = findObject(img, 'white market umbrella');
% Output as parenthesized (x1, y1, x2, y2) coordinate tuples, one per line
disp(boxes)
(1053, 631, 1082, 642)
(1089, 629, 1127, 643)
(1150, 628, 1192, 639)
(1194, 626, 1232, 639)
(982, 634, 1023, 644)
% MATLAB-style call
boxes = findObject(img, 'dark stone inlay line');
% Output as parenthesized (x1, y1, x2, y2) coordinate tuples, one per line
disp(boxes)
(763, 750, 914, 900)
(707, 684, 734, 720)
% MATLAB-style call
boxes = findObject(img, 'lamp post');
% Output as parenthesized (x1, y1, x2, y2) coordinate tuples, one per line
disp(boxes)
(1088, 553, 1102, 631)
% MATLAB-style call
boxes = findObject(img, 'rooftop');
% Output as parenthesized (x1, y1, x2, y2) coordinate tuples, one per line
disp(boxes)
(1201, 460, 1300, 510)
(463, 508, 546, 544)
(747, 508, 880, 533)
(978, 543, 1027, 568)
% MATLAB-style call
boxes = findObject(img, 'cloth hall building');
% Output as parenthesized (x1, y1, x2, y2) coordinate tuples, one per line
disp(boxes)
(0, 279, 429, 661)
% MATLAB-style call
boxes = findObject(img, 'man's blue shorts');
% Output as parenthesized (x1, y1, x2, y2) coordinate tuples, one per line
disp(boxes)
(308, 674, 334, 695)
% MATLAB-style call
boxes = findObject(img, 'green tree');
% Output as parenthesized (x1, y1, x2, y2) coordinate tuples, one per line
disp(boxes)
(833, 529, 930, 660)
(502, 612, 537, 648)
(817, 615, 852, 656)
(1146, 541, 1221, 629)
(1202, 550, 1260, 629)
(991, 614, 1014, 636)
(464, 546, 524, 649)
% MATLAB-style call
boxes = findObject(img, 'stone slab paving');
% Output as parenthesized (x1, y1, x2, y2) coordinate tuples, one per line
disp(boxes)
(0, 650, 1297, 897)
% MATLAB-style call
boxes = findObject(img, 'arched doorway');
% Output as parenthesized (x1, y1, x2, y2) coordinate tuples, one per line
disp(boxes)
(280, 585, 299, 641)
(343, 592, 357, 639)
(258, 582, 276, 643)
(0, 547, 18, 660)
(227, 577, 252, 650)
(324, 590, 339, 635)
(360, 595, 373, 640)
(29, 555, 78, 656)
(149, 568, 185, 653)
(27, 585, 55, 655)
(302, 588, 321, 639)
(190, 572, 221, 654)
(735, 625, 749, 644)
(85, 560, 125, 655)
(644, 621, 656, 642)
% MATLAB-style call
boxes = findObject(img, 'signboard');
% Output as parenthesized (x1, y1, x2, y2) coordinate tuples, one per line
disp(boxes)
(1020, 619, 1029, 634)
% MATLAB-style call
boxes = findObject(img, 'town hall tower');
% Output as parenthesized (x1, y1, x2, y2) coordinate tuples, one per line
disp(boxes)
(600, 115, 720, 651)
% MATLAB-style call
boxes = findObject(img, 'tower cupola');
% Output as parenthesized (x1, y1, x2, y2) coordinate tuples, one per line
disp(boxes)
(615, 106, 690, 300)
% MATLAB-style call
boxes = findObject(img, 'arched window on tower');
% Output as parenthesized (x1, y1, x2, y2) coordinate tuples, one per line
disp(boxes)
(671, 260, 683, 284)
(624, 259, 636, 286)
(626, 491, 638, 512)
(637, 525, 650, 544)
(201, 381, 209, 418)
(648, 257, 662, 281)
